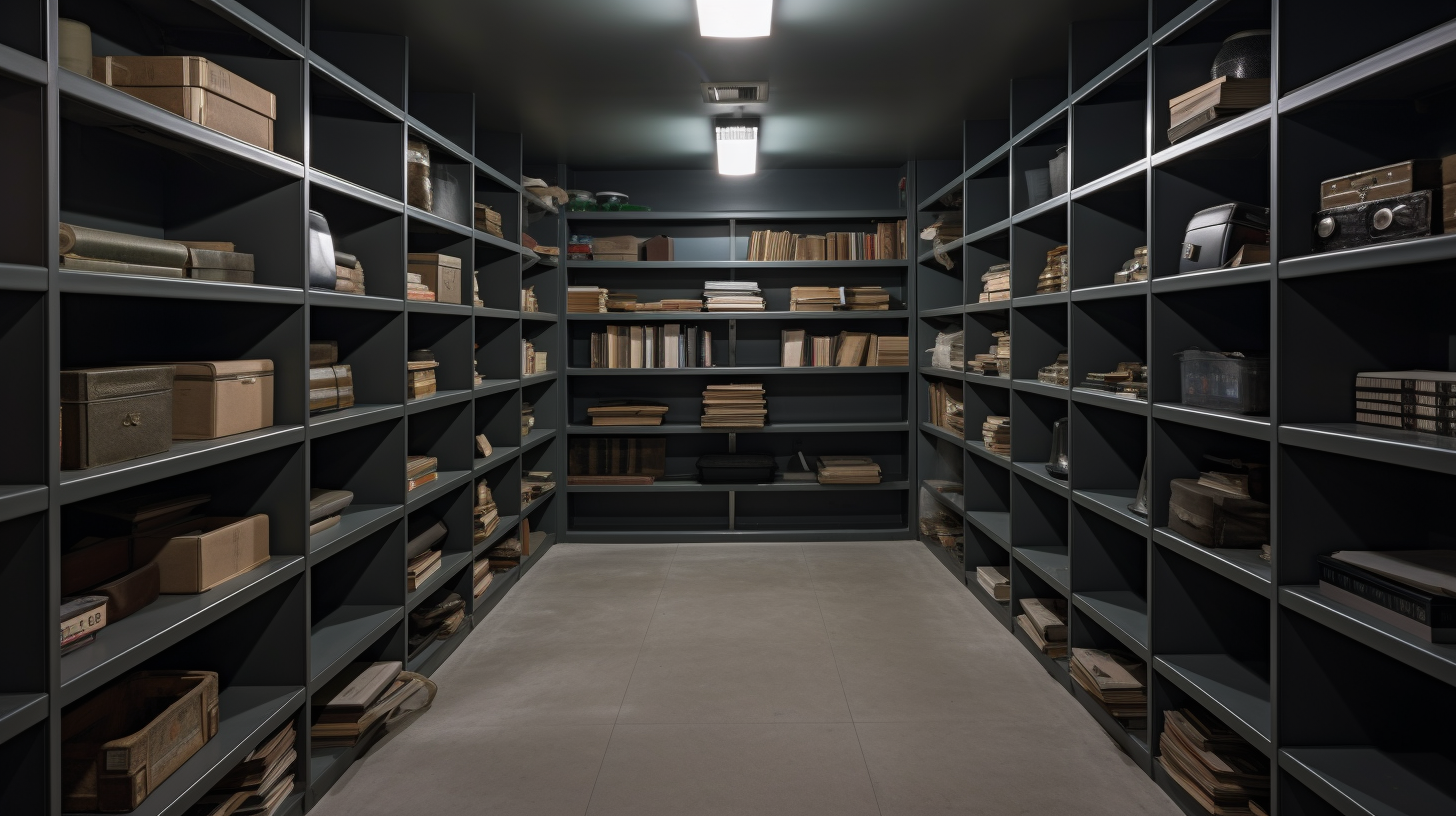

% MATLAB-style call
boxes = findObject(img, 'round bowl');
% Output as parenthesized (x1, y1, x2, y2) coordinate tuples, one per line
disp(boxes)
(1211, 29, 1272, 80)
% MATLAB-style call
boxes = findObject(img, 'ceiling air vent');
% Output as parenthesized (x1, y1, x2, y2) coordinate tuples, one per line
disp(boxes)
(701, 81, 769, 103)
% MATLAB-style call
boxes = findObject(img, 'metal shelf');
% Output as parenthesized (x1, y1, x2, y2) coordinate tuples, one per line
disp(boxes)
(1013, 546, 1070, 597)
(1281, 586, 1456, 688)
(1279, 746, 1456, 816)
(1072, 489, 1149, 536)
(1154, 655, 1273, 757)
(1152, 528, 1272, 598)
(567, 310, 910, 321)
(566, 366, 909, 376)
(308, 404, 405, 439)
(309, 606, 403, 691)
(1074, 591, 1150, 660)
(0, 485, 47, 524)
(565, 259, 908, 270)
(58, 270, 305, 304)
(309, 504, 404, 563)
(566, 421, 909, 435)
(1152, 402, 1273, 440)
(565, 480, 910, 493)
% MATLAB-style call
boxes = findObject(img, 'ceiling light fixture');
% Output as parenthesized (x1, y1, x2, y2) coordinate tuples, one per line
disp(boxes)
(697, 0, 772, 38)
(715, 118, 759, 175)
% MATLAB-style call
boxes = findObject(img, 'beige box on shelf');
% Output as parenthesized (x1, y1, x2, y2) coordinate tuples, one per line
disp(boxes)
(408, 253, 463, 304)
(170, 360, 274, 440)
(91, 55, 277, 117)
(591, 235, 642, 257)
(107, 85, 274, 151)
(135, 515, 270, 593)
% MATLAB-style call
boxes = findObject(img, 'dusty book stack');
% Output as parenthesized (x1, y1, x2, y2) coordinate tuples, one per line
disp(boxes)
(522, 471, 556, 503)
(1016, 598, 1068, 658)
(972, 331, 1010, 377)
(568, 285, 609, 313)
(586, 402, 670, 426)
(408, 594, 465, 658)
(1036, 245, 1069, 293)
(981, 415, 1010, 457)
(59, 222, 256, 282)
(701, 383, 767, 428)
(474, 202, 503, 238)
(704, 280, 765, 311)
(976, 565, 1010, 601)
(472, 554, 494, 598)
(1038, 352, 1070, 386)
(789, 286, 842, 311)
(405, 455, 438, 492)
(474, 480, 499, 544)
(407, 349, 439, 398)
(191, 721, 296, 816)
(309, 341, 355, 414)
(1167, 76, 1270, 144)
(1070, 648, 1147, 730)
(1157, 707, 1270, 816)
(311, 661, 407, 749)
(816, 456, 882, 484)
(1080, 362, 1148, 400)
(333, 249, 365, 294)
(844, 285, 891, 310)
(979, 263, 1010, 302)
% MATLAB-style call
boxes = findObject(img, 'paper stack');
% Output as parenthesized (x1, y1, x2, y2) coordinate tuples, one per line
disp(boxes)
(1158, 707, 1270, 816)
(1070, 648, 1148, 730)
(979, 263, 1010, 302)
(789, 286, 842, 311)
(816, 456, 882, 485)
(567, 285, 609, 313)
(605, 291, 639, 311)
(194, 722, 296, 816)
(405, 455, 438, 492)
(474, 480, 499, 543)
(407, 547, 441, 591)
(312, 661, 405, 748)
(1016, 598, 1068, 657)
(982, 416, 1010, 458)
(701, 383, 767, 428)
(844, 286, 891, 310)
(704, 281, 764, 311)
(587, 402, 670, 426)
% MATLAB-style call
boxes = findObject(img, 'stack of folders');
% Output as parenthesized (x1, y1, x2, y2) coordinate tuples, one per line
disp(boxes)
(1158, 707, 1271, 816)
(789, 286, 843, 311)
(474, 480, 499, 543)
(704, 281, 765, 311)
(312, 661, 405, 749)
(587, 402, 670, 426)
(927, 381, 965, 437)
(405, 455, 438, 492)
(1070, 648, 1148, 730)
(1317, 549, 1456, 643)
(568, 286, 609, 313)
(408, 593, 465, 657)
(1167, 76, 1270, 144)
(816, 456, 882, 485)
(980, 263, 1010, 302)
(589, 324, 713, 368)
(189, 722, 296, 816)
(59, 223, 255, 281)
(334, 250, 365, 294)
(701, 384, 767, 428)
(1354, 370, 1456, 437)
(473, 555, 494, 598)
(975, 565, 1010, 602)
(1016, 598, 1068, 658)
(407, 349, 438, 398)
(982, 416, 1010, 458)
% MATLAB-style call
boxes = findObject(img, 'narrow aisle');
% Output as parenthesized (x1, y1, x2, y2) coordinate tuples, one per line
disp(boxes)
(313, 541, 1178, 815)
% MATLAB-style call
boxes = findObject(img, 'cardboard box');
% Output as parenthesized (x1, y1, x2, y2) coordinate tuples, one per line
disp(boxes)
(112, 85, 274, 150)
(408, 253, 463, 304)
(135, 515, 269, 593)
(643, 235, 675, 261)
(170, 360, 274, 440)
(92, 55, 277, 118)
(591, 235, 642, 256)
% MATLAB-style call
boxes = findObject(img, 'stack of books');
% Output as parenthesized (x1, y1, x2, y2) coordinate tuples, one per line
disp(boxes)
(1038, 352, 1070, 386)
(521, 285, 538, 312)
(1168, 76, 1270, 144)
(407, 547, 442, 591)
(1081, 362, 1148, 400)
(587, 402, 670, 426)
(408, 593, 465, 657)
(522, 471, 556, 503)
(312, 661, 406, 749)
(1354, 370, 1456, 437)
(982, 416, 1010, 457)
(1016, 598, 1067, 658)
(641, 298, 705, 311)
(474, 480, 499, 544)
(975, 565, 1010, 602)
(701, 383, 767, 428)
(484, 534, 523, 571)
(1158, 707, 1271, 815)
(816, 456, 882, 484)
(1318, 549, 1456, 643)
(703, 281, 764, 311)
(193, 722, 296, 816)
(407, 350, 438, 398)
(928, 381, 964, 437)
(979, 263, 1010, 302)
(779, 330, 905, 367)
(334, 250, 365, 295)
(844, 286, 891, 310)
(58, 222, 256, 281)
(405, 455, 438, 492)
(567, 285, 609, 313)
(971, 331, 1011, 377)
(589, 324, 713, 368)
(874, 336, 909, 366)
(919, 503, 963, 552)
(473, 555, 494, 597)
(605, 291, 639, 311)
(789, 286, 843, 311)
(1036, 245, 1069, 293)
(474, 203, 503, 238)
(1070, 648, 1147, 730)
(309, 341, 354, 414)
(405, 268, 434, 301)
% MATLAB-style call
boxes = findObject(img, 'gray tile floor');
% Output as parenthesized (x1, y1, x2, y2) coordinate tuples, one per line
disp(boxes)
(313, 541, 1179, 815)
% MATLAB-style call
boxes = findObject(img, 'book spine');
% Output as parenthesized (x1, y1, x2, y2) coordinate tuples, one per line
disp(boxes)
(1318, 558, 1456, 628)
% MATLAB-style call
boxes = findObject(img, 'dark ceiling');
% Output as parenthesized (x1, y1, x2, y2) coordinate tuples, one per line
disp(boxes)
(311, 0, 1144, 170)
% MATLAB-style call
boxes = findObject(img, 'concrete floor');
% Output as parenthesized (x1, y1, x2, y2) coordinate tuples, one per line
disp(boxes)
(313, 540, 1179, 815)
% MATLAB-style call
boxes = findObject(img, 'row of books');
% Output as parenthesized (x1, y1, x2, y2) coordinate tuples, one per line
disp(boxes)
(780, 331, 908, 367)
(588, 324, 715, 368)
(745, 222, 908, 261)
(702, 383, 766, 428)
(1354, 370, 1456, 437)
(567, 437, 667, 485)
(603, 290, 704, 312)
(788, 285, 891, 311)
(569, 283, 895, 313)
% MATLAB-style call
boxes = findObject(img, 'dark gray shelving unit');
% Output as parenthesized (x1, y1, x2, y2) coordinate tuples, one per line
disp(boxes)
(556, 173, 914, 541)
(913, 2, 1456, 814)
(2, 3, 562, 812)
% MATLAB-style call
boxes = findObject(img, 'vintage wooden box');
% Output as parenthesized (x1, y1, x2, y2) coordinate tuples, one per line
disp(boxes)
(407, 253, 462, 304)
(60, 365, 175, 470)
(171, 360, 274, 440)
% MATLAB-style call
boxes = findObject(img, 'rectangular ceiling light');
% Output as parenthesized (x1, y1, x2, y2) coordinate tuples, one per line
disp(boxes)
(716, 124, 758, 175)
(698, 0, 772, 37)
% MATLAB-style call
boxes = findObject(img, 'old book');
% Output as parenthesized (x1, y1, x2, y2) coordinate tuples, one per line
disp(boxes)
(781, 329, 806, 367)
(406, 549, 442, 591)
(835, 332, 870, 366)
(405, 455, 438, 481)
(475, 434, 493, 457)
(59, 223, 190, 268)
(1168, 77, 1269, 127)
(187, 248, 254, 271)
(315, 661, 401, 721)
(188, 268, 254, 283)
(1020, 597, 1068, 641)
(61, 256, 187, 278)
(1016, 614, 1067, 658)
(975, 565, 1010, 601)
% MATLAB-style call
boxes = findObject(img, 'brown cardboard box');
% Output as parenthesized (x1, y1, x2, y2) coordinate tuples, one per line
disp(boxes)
(170, 360, 274, 440)
(591, 235, 642, 256)
(134, 515, 269, 593)
(112, 85, 274, 150)
(92, 55, 277, 118)
(407, 253, 463, 304)
(643, 235, 675, 261)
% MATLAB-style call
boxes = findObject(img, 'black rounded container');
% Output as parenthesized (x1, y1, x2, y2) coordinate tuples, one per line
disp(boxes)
(1211, 29, 1272, 80)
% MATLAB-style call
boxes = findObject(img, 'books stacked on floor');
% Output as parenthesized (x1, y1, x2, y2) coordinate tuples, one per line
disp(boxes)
(704, 281, 764, 311)
(312, 661, 405, 749)
(309, 340, 354, 414)
(605, 291, 638, 311)
(59, 222, 256, 281)
(475, 203, 503, 238)
(190, 721, 296, 816)
(405, 455, 438, 492)
(60, 595, 107, 655)
(976, 565, 1010, 602)
(589, 324, 713, 368)
(473, 555, 494, 597)
(1167, 76, 1271, 144)
(1158, 707, 1270, 816)
(789, 286, 843, 311)
(1081, 362, 1148, 400)
(522, 471, 556, 504)
(979, 263, 1010, 302)
(474, 480, 499, 544)
(746, 223, 908, 261)
(587, 401, 670, 426)
(982, 416, 1010, 457)
(407, 546, 442, 592)
(568, 285, 609, 313)
(333, 250, 365, 294)
(408, 593, 465, 657)
(971, 331, 1010, 377)
(1038, 352, 1070, 386)
(928, 381, 965, 437)
(1016, 598, 1067, 658)
(1354, 370, 1456, 437)
(408, 349, 438, 398)
(567, 437, 666, 485)
(1317, 549, 1456, 642)
(701, 383, 767, 428)
(1070, 648, 1147, 730)
(844, 286, 891, 310)
(1036, 245, 1069, 293)
(816, 456, 882, 485)
(521, 285, 539, 312)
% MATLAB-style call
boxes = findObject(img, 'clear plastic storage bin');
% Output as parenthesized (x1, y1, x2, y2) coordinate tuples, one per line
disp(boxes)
(1175, 349, 1269, 414)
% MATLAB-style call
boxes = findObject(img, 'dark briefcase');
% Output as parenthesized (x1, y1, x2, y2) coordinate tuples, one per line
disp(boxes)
(1168, 478, 1270, 548)
(1179, 202, 1269, 273)
(61, 366, 175, 470)
(697, 454, 777, 484)
(1313, 190, 1434, 252)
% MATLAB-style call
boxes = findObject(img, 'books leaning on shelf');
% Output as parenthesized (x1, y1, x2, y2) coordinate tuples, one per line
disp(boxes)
(1317, 549, 1456, 643)
(704, 280, 765, 311)
(190, 721, 296, 816)
(975, 565, 1010, 602)
(405, 455, 438, 492)
(982, 416, 1010, 458)
(816, 456, 881, 485)
(1167, 76, 1271, 144)
(587, 401, 670, 426)
(408, 349, 438, 398)
(1069, 648, 1147, 730)
(928, 381, 965, 437)
(1354, 370, 1456, 437)
(59, 223, 256, 282)
(745, 222, 907, 261)
(1016, 598, 1068, 658)
(1157, 707, 1270, 816)
(702, 383, 767, 428)
(979, 263, 1010, 302)
(311, 661, 404, 749)
(475, 203, 503, 238)
(589, 324, 713, 368)
(568, 285, 609, 313)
